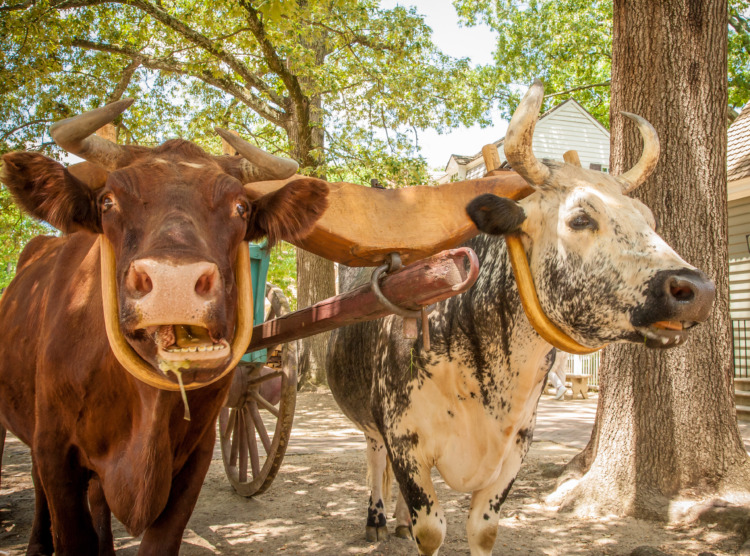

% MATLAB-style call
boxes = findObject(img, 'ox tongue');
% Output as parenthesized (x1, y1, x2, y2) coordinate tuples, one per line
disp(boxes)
(175, 325, 213, 348)
(156, 325, 176, 348)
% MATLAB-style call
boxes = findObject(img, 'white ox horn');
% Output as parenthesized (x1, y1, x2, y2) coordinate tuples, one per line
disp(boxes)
(49, 99, 135, 171)
(616, 112, 661, 194)
(215, 127, 299, 181)
(504, 80, 550, 187)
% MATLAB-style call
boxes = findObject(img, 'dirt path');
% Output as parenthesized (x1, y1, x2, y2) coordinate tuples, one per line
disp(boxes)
(0, 390, 744, 555)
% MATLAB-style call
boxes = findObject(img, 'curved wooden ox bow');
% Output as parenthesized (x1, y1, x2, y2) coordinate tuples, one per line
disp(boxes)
(244, 173, 534, 267)
(100, 236, 255, 393)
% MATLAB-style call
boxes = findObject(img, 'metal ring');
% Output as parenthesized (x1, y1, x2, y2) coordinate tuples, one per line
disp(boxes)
(370, 257, 422, 319)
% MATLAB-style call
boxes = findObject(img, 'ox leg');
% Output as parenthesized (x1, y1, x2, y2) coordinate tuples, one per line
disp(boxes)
(364, 432, 390, 542)
(26, 457, 53, 556)
(34, 447, 97, 555)
(138, 431, 215, 555)
(466, 430, 529, 556)
(391, 457, 445, 556)
(393, 490, 413, 540)
(88, 477, 115, 556)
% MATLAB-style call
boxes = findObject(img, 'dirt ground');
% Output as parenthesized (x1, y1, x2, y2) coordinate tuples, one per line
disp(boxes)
(0, 389, 745, 555)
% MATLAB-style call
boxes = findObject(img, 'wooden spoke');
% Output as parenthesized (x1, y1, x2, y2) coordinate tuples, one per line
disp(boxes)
(246, 370, 283, 388)
(238, 410, 248, 483)
(229, 409, 240, 467)
(248, 400, 272, 453)
(244, 405, 261, 478)
(251, 390, 280, 418)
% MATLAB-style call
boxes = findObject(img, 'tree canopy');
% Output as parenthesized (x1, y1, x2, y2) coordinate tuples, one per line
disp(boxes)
(0, 0, 492, 181)
(0, 0, 498, 294)
(455, 0, 750, 123)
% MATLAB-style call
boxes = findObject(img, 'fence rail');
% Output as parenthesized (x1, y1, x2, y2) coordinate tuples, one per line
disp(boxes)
(732, 319, 750, 378)
(565, 351, 600, 387)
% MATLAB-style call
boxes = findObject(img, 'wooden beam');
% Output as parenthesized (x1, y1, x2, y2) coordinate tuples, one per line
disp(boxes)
(481, 144, 502, 175)
(563, 150, 582, 167)
(246, 247, 480, 352)
(244, 173, 533, 267)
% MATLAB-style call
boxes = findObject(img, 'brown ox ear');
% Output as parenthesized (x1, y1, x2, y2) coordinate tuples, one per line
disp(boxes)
(1, 152, 101, 233)
(245, 177, 329, 246)
(466, 194, 526, 235)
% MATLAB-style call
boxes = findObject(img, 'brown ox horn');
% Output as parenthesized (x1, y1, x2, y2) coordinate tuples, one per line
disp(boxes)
(504, 80, 550, 187)
(215, 127, 299, 182)
(48, 99, 135, 171)
(616, 112, 660, 194)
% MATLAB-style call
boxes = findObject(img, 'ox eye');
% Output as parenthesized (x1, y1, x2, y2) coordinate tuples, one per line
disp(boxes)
(100, 194, 115, 213)
(568, 213, 598, 231)
(235, 202, 248, 218)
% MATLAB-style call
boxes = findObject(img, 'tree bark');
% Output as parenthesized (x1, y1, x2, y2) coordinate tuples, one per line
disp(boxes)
(289, 80, 335, 387)
(558, 0, 750, 520)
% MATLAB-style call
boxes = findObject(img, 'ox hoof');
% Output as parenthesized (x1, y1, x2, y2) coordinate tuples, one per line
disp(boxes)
(366, 525, 389, 542)
(395, 525, 414, 540)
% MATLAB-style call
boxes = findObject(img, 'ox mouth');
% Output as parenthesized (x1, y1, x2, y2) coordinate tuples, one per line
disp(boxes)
(141, 324, 232, 384)
(636, 320, 697, 348)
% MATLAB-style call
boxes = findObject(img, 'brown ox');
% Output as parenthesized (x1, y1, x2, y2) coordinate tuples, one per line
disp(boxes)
(0, 100, 328, 555)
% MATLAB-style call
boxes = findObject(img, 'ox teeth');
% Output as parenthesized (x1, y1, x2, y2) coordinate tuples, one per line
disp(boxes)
(661, 337, 669, 345)
(166, 344, 224, 353)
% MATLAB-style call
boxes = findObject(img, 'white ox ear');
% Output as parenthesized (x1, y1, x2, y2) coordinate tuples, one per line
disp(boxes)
(466, 194, 526, 235)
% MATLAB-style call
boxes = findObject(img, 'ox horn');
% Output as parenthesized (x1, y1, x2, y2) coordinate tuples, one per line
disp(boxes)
(49, 99, 135, 171)
(504, 80, 550, 187)
(215, 127, 299, 181)
(616, 112, 660, 194)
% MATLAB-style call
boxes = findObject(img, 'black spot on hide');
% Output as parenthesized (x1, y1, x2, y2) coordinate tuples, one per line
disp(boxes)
(367, 496, 387, 527)
(466, 194, 526, 236)
(490, 478, 516, 513)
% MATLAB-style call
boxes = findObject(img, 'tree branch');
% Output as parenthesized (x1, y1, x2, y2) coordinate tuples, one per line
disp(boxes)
(0, 0, 34, 12)
(51, 0, 286, 108)
(72, 39, 286, 125)
(238, 1, 308, 117)
(544, 81, 611, 99)
(0, 119, 52, 141)
(107, 58, 142, 103)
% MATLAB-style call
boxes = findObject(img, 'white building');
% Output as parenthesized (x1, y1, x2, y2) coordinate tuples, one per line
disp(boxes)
(728, 101, 750, 322)
(436, 98, 610, 184)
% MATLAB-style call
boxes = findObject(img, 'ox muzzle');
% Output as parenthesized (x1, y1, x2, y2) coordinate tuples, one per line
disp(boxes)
(631, 268, 715, 348)
(100, 236, 253, 393)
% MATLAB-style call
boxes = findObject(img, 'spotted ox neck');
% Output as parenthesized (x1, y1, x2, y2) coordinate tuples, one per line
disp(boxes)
(430, 235, 557, 416)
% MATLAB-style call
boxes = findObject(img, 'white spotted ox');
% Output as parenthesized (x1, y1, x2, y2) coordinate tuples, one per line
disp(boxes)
(326, 81, 715, 555)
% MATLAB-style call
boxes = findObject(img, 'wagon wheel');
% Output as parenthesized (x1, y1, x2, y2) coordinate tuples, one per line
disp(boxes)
(219, 283, 297, 497)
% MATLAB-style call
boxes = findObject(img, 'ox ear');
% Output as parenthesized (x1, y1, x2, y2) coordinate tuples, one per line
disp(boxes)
(245, 177, 329, 245)
(1, 152, 101, 234)
(466, 194, 526, 235)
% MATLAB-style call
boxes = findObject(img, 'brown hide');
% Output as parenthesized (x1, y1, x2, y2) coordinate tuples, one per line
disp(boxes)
(0, 142, 327, 554)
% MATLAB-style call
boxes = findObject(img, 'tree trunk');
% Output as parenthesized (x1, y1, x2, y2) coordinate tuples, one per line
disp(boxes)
(557, 0, 750, 520)
(288, 88, 335, 387)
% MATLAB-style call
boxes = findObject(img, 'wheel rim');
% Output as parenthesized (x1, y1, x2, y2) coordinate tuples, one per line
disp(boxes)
(219, 283, 297, 497)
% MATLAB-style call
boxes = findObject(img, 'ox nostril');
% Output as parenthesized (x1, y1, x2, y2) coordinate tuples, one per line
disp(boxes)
(127, 262, 153, 296)
(194, 265, 219, 297)
(668, 278, 695, 303)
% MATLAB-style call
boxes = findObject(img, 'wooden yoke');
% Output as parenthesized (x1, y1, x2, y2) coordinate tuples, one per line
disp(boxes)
(245, 172, 533, 267)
